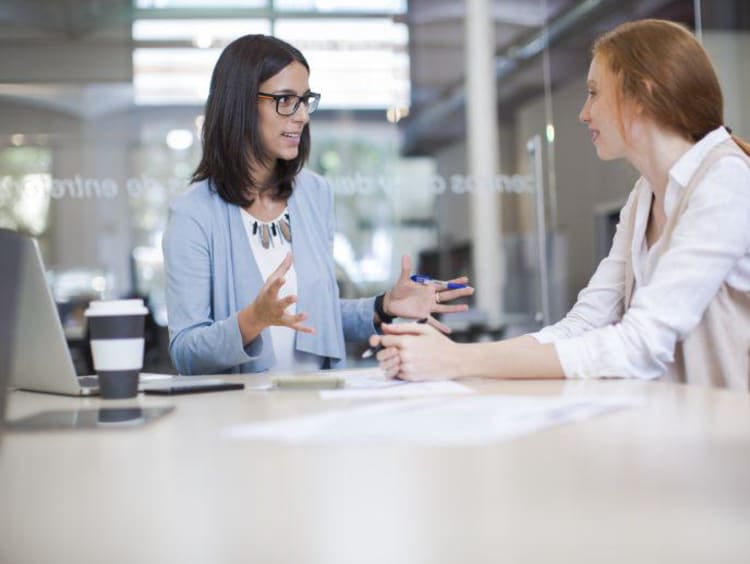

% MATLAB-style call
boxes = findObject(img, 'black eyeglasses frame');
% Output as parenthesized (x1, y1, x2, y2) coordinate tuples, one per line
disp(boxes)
(257, 91, 321, 116)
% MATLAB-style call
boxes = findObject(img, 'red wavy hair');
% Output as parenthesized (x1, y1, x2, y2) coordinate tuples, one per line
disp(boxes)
(593, 19, 750, 155)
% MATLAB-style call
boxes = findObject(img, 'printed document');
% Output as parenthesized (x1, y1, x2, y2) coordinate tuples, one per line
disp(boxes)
(223, 395, 635, 446)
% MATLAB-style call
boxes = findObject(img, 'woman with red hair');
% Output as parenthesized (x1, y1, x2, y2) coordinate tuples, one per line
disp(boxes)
(372, 19, 750, 390)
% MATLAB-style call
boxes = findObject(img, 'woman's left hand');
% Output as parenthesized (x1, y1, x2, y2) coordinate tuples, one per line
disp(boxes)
(382, 255, 474, 333)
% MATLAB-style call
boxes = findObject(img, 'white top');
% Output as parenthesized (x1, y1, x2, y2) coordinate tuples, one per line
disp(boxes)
(532, 127, 750, 380)
(240, 208, 321, 373)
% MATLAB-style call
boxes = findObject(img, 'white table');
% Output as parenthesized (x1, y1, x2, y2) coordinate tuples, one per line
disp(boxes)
(1, 370, 749, 564)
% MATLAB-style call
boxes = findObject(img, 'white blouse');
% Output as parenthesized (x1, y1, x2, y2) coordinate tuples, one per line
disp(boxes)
(532, 127, 750, 380)
(240, 208, 321, 373)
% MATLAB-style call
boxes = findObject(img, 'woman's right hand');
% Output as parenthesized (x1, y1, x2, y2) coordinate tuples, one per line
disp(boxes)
(238, 252, 315, 344)
(370, 321, 462, 381)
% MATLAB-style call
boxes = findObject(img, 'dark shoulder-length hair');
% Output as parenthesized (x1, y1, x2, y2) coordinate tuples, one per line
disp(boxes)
(191, 34, 312, 206)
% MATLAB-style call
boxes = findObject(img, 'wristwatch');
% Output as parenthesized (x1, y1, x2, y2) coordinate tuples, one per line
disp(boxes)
(374, 293, 395, 324)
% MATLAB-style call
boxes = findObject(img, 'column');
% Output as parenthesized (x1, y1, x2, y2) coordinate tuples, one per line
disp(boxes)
(465, 0, 503, 326)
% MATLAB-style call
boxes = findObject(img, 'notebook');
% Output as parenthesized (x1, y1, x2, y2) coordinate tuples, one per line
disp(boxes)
(0, 228, 188, 396)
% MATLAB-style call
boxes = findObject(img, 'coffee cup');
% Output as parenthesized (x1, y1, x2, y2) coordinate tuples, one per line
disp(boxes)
(84, 299, 148, 399)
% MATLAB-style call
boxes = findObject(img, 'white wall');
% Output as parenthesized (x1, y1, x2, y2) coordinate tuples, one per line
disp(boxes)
(434, 140, 468, 246)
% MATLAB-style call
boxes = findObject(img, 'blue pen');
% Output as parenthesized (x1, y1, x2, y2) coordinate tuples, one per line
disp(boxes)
(410, 274, 468, 290)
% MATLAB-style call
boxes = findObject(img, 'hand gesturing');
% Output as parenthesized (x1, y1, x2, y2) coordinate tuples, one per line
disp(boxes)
(382, 255, 474, 333)
(238, 253, 315, 344)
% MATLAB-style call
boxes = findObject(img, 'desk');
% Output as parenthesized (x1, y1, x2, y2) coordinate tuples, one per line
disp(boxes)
(1, 372, 749, 564)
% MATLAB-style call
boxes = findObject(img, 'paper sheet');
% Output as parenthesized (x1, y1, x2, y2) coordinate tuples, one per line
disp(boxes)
(251, 368, 471, 397)
(223, 395, 636, 446)
(317, 369, 472, 399)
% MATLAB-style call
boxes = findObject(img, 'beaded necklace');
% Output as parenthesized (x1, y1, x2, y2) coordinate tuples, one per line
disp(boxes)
(250, 209, 292, 249)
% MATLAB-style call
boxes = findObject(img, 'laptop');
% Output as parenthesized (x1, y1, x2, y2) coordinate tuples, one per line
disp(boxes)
(0, 228, 190, 396)
(0, 229, 20, 429)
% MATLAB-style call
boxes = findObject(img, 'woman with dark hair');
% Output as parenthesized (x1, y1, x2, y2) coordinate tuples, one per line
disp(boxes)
(163, 35, 473, 375)
(372, 19, 750, 390)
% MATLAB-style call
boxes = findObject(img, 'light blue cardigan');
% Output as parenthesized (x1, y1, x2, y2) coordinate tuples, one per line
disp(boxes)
(162, 170, 376, 375)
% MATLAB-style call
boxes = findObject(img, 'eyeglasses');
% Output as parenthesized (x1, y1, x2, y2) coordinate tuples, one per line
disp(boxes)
(257, 91, 321, 116)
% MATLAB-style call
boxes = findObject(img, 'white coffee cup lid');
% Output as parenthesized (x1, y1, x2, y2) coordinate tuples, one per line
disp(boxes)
(84, 299, 148, 317)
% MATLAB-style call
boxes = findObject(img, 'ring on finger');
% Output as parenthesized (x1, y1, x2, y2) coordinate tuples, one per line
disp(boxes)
(435, 292, 441, 304)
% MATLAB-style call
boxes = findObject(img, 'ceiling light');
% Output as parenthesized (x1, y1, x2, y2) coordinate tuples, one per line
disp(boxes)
(193, 34, 213, 49)
(166, 129, 194, 150)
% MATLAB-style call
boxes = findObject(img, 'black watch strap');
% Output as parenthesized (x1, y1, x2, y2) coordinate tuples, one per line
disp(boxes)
(374, 293, 396, 324)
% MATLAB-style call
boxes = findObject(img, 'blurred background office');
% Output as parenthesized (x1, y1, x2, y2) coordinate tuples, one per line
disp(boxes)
(1, 0, 748, 373)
